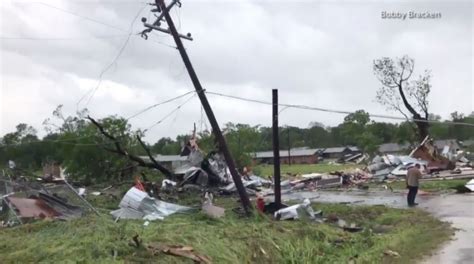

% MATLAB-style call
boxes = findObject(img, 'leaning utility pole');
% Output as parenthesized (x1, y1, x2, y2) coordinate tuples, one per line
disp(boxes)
(141, 0, 252, 213)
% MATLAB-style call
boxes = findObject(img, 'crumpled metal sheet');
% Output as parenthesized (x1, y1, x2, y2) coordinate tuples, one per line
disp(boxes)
(207, 153, 231, 184)
(187, 149, 204, 167)
(248, 175, 272, 186)
(111, 187, 192, 221)
(37, 192, 84, 220)
(6, 197, 60, 219)
(181, 167, 209, 186)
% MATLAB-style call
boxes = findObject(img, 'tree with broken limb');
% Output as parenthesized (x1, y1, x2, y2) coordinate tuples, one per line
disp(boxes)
(87, 116, 173, 179)
(373, 56, 431, 140)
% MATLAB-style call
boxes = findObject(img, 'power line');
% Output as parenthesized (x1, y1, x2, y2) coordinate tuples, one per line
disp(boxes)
(0, 33, 176, 50)
(14, 0, 147, 3)
(205, 90, 474, 127)
(0, 137, 116, 148)
(38, 2, 127, 32)
(0, 35, 129, 40)
(76, 5, 147, 110)
(125, 90, 195, 120)
(144, 93, 197, 132)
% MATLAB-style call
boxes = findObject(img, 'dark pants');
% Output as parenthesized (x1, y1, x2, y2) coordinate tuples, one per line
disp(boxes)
(407, 186, 418, 206)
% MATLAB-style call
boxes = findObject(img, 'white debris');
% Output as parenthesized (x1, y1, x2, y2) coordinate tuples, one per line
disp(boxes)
(465, 179, 474, 192)
(161, 179, 177, 188)
(274, 198, 316, 220)
(110, 187, 192, 221)
(78, 188, 86, 197)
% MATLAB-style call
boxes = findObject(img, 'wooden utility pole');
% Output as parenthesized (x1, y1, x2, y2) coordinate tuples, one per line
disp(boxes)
(287, 127, 291, 166)
(145, 0, 252, 212)
(272, 89, 281, 207)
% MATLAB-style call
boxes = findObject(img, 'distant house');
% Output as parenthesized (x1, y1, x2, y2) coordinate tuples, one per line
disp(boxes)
(140, 154, 188, 171)
(252, 148, 323, 165)
(321, 146, 360, 160)
(378, 143, 411, 155)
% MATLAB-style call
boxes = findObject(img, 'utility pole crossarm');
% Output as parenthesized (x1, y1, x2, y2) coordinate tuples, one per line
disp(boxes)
(140, 0, 192, 41)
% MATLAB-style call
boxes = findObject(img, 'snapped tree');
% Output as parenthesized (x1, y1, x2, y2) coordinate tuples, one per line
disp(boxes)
(373, 55, 431, 140)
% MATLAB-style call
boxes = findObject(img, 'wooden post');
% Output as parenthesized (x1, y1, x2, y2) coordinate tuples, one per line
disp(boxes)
(272, 89, 281, 207)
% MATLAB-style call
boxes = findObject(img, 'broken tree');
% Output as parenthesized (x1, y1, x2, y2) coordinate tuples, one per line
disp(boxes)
(87, 116, 173, 178)
(373, 56, 431, 140)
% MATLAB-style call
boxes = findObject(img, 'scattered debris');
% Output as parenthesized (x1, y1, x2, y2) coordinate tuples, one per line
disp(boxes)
(201, 192, 225, 218)
(334, 218, 363, 232)
(146, 243, 212, 264)
(256, 194, 265, 213)
(162, 179, 177, 189)
(0, 177, 94, 226)
(5, 196, 60, 219)
(110, 187, 192, 221)
(274, 198, 321, 220)
(465, 179, 474, 192)
(384, 249, 401, 258)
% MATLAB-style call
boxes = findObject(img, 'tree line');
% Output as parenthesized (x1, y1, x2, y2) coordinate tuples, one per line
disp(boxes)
(1, 55, 472, 184)
(1, 105, 472, 184)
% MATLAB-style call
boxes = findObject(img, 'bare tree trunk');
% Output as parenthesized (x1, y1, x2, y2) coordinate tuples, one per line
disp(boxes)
(415, 120, 429, 141)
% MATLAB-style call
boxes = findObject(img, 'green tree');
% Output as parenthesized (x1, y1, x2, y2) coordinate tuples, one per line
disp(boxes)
(223, 123, 261, 168)
(338, 110, 382, 154)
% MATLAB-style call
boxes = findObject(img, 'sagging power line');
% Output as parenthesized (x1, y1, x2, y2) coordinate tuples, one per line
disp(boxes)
(76, 5, 147, 110)
(126, 90, 195, 120)
(144, 93, 197, 132)
(204, 91, 474, 127)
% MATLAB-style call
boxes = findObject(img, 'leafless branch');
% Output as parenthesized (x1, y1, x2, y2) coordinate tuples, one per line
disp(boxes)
(87, 116, 173, 178)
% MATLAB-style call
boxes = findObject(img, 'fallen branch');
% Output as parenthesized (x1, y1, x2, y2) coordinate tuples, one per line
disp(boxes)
(87, 116, 173, 178)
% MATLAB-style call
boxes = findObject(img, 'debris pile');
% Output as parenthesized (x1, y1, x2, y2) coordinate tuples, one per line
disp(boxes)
(0, 176, 96, 226)
(111, 187, 192, 221)
(367, 136, 473, 182)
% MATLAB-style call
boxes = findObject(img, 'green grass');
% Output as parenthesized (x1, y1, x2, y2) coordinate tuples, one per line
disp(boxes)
(387, 179, 470, 193)
(0, 196, 453, 263)
(255, 163, 362, 177)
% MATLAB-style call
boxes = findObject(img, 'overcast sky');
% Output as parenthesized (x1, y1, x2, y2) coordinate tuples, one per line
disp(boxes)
(1, 0, 473, 143)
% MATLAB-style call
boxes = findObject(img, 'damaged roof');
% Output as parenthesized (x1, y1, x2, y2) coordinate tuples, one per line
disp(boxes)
(323, 146, 360, 154)
(253, 148, 323, 159)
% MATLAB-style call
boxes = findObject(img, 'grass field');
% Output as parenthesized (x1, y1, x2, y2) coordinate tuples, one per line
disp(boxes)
(0, 195, 453, 263)
(255, 163, 361, 177)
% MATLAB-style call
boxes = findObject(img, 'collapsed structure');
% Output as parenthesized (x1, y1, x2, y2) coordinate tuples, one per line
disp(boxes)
(0, 176, 97, 227)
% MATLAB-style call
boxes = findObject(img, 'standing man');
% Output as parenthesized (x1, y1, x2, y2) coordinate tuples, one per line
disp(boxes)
(406, 164, 422, 207)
